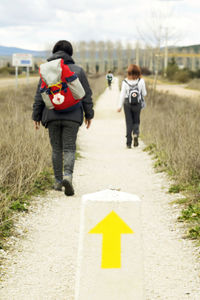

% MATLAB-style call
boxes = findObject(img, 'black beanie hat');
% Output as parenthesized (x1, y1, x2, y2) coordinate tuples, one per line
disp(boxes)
(52, 40, 73, 56)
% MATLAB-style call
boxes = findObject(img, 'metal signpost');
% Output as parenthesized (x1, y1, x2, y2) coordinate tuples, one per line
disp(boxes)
(12, 53, 33, 88)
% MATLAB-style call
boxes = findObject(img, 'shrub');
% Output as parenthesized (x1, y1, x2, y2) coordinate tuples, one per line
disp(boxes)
(174, 69, 190, 83)
(166, 57, 179, 80)
(0, 66, 22, 76)
(141, 67, 152, 76)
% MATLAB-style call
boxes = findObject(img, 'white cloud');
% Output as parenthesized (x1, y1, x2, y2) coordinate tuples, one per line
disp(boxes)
(0, 0, 199, 50)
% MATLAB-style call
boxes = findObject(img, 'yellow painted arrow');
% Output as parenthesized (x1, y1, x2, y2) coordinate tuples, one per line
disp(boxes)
(89, 211, 134, 269)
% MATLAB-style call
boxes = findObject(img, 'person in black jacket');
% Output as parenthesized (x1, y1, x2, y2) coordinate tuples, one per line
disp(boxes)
(32, 40, 94, 196)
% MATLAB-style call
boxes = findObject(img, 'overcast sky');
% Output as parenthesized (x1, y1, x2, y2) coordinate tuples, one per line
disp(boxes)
(0, 0, 199, 50)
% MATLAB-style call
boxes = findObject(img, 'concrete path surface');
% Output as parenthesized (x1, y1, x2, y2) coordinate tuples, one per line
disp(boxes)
(0, 78, 200, 299)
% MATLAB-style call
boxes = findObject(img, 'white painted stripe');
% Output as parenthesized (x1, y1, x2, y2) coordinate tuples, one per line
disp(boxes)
(82, 189, 141, 202)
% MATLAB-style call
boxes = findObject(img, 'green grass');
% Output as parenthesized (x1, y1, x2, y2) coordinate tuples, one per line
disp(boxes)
(178, 204, 200, 222)
(143, 143, 156, 153)
(178, 202, 200, 240)
(168, 184, 185, 194)
(188, 226, 200, 240)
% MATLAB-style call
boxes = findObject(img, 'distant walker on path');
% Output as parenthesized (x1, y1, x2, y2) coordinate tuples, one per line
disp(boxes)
(117, 64, 147, 148)
(106, 70, 114, 89)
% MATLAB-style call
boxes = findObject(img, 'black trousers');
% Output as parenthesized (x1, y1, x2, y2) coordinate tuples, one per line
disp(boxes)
(123, 101, 141, 146)
(48, 120, 79, 182)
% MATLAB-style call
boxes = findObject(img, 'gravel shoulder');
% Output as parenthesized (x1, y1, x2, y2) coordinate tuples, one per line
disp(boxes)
(0, 78, 200, 299)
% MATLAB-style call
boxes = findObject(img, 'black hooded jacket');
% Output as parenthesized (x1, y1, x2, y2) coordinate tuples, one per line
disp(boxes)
(32, 51, 94, 127)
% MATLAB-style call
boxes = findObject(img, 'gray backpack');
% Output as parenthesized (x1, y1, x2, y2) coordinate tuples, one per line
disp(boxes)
(124, 78, 141, 105)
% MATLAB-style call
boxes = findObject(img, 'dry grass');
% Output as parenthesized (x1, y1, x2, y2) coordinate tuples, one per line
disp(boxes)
(141, 88, 200, 239)
(88, 74, 107, 103)
(186, 78, 200, 91)
(0, 84, 52, 242)
(0, 75, 106, 246)
(141, 91, 200, 183)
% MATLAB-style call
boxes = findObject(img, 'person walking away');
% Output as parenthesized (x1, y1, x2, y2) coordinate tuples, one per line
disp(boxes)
(106, 70, 114, 89)
(32, 40, 94, 196)
(117, 64, 147, 148)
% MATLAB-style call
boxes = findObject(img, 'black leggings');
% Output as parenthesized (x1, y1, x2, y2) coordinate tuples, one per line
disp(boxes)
(123, 101, 141, 146)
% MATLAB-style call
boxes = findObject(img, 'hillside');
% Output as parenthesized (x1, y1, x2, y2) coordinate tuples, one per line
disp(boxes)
(0, 45, 47, 57)
(0, 43, 199, 60)
(175, 44, 200, 53)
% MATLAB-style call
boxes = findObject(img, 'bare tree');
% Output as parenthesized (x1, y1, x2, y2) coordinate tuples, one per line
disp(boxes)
(97, 41, 105, 74)
(106, 40, 114, 72)
(116, 40, 123, 73)
(135, 41, 140, 65)
(88, 40, 96, 74)
(78, 41, 87, 71)
(137, 5, 180, 95)
(72, 42, 78, 63)
(125, 42, 133, 67)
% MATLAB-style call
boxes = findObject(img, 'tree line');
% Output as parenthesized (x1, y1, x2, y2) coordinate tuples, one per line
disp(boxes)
(70, 41, 200, 76)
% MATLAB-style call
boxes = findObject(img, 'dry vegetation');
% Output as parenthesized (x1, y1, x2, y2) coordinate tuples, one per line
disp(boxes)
(88, 74, 107, 103)
(0, 75, 106, 247)
(141, 88, 200, 240)
(0, 83, 52, 245)
(187, 78, 200, 91)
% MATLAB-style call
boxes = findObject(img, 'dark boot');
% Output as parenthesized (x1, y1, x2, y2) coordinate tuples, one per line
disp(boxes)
(133, 135, 139, 147)
(53, 180, 62, 191)
(62, 175, 74, 196)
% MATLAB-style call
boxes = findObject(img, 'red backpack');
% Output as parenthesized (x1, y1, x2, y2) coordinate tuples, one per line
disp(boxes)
(39, 58, 85, 111)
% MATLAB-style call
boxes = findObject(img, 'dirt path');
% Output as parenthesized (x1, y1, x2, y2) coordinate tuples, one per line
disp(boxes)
(0, 78, 200, 299)
(156, 83, 200, 101)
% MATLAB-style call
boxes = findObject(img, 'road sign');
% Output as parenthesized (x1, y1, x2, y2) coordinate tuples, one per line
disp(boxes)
(75, 189, 144, 300)
(12, 54, 33, 88)
(12, 53, 33, 67)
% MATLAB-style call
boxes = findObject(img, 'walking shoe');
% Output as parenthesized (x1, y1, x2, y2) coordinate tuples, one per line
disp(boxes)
(53, 181, 62, 191)
(133, 136, 139, 147)
(126, 144, 131, 149)
(62, 175, 74, 196)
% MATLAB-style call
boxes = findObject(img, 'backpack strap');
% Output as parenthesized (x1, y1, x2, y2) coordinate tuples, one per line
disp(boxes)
(124, 78, 140, 88)
(123, 79, 132, 87)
